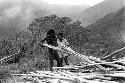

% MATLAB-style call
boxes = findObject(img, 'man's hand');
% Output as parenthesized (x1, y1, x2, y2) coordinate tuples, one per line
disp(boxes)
(39, 40, 45, 47)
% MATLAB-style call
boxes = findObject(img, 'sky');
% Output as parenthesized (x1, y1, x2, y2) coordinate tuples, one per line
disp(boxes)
(0, 0, 105, 6)
(42, 0, 105, 6)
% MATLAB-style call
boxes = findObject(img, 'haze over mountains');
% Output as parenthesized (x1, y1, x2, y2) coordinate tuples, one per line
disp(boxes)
(47, 4, 89, 20)
(0, 0, 49, 36)
(0, 0, 124, 39)
(79, 0, 124, 27)
(0, 0, 89, 37)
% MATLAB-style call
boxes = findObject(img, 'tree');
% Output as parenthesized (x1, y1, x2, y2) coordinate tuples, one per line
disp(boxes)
(28, 14, 85, 46)
(29, 14, 72, 38)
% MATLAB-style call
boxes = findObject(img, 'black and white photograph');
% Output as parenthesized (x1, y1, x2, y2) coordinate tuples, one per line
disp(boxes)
(0, 0, 124, 83)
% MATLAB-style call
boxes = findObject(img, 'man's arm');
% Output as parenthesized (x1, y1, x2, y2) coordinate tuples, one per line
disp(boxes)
(39, 37, 47, 47)
(64, 39, 69, 47)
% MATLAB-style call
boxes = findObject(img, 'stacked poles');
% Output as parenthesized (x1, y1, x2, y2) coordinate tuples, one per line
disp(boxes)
(53, 59, 125, 70)
(43, 43, 125, 71)
(7, 43, 125, 83)
(0, 49, 20, 64)
(11, 70, 125, 83)
(43, 43, 93, 63)
(43, 44, 108, 71)
(102, 47, 125, 60)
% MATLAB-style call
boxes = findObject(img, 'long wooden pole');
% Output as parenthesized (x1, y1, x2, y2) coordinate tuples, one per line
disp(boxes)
(53, 60, 125, 70)
(0, 50, 20, 64)
(43, 43, 125, 70)
(102, 47, 125, 60)
(43, 43, 108, 70)
(11, 73, 77, 82)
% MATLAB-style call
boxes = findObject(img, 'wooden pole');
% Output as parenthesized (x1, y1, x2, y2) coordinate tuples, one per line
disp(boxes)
(53, 60, 125, 70)
(43, 43, 108, 71)
(11, 73, 78, 82)
(0, 50, 20, 64)
(43, 43, 125, 70)
(102, 47, 125, 60)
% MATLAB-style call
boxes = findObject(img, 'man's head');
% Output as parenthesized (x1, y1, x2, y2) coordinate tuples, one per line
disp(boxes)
(47, 29, 55, 36)
(58, 32, 64, 41)
(58, 32, 63, 36)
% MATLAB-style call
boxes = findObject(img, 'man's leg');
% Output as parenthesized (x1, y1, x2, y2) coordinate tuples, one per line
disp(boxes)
(54, 50, 63, 67)
(60, 58, 63, 66)
(48, 49, 54, 71)
(49, 59, 53, 71)
(64, 56, 69, 65)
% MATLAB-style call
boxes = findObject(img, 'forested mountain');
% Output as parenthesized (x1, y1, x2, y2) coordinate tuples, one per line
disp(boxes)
(67, 7, 125, 57)
(79, 0, 124, 27)
(70, 7, 125, 45)
(86, 7, 125, 42)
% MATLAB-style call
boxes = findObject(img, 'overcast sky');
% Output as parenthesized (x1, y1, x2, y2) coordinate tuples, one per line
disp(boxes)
(42, 0, 105, 6)
(0, 0, 105, 6)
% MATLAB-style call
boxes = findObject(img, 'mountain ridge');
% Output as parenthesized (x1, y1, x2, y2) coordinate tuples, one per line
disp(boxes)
(79, 0, 124, 27)
(86, 7, 125, 43)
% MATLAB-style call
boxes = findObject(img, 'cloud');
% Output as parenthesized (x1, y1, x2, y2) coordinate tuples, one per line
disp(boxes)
(0, 0, 88, 34)
(42, 0, 104, 6)
(0, 0, 50, 33)
(4, 6, 21, 17)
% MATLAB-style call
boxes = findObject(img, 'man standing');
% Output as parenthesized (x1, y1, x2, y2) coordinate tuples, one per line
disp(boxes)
(57, 32, 69, 66)
(40, 29, 62, 71)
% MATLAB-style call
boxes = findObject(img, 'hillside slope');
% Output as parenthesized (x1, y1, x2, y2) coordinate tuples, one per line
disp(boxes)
(68, 7, 125, 47)
(69, 7, 125, 58)
(79, 0, 124, 27)
(86, 7, 125, 42)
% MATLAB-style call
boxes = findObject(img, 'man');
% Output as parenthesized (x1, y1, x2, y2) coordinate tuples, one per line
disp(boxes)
(57, 32, 69, 66)
(40, 29, 62, 71)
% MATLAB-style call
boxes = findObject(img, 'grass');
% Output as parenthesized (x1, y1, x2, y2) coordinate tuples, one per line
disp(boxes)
(0, 65, 12, 83)
(0, 58, 51, 83)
